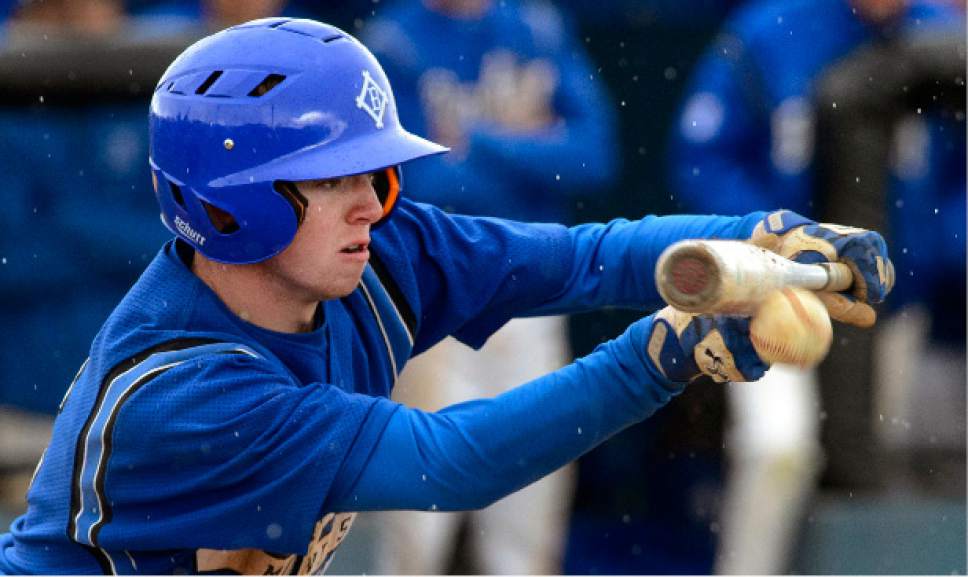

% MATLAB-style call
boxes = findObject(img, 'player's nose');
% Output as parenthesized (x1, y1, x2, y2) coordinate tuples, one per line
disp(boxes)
(347, 174, 384, 225)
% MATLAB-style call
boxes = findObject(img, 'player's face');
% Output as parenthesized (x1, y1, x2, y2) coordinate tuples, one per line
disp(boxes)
(263, 173, 384, 301)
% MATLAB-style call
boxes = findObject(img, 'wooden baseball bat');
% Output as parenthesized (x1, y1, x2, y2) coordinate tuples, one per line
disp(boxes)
(655, 240, 854, 315)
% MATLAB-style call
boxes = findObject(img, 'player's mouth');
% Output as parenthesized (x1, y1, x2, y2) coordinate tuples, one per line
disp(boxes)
(340, 241, 370, 259)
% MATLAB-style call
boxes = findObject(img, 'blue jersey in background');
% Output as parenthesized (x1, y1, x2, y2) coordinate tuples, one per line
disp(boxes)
(363, 0, 617, 223)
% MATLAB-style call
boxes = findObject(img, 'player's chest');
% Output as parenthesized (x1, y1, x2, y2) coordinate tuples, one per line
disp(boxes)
(327, 271, 415, 399)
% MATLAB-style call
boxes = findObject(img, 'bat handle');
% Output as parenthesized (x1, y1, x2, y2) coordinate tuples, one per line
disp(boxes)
(819, 262, 854, 292)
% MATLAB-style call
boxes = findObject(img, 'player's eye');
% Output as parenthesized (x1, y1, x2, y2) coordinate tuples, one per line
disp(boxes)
(319, 178, 342, 190)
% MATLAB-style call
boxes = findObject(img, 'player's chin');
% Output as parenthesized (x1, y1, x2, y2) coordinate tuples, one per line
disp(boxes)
(319, 271, 366, 301)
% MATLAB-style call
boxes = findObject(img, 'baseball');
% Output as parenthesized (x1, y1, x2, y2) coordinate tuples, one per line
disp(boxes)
(750, 287, 833, 368)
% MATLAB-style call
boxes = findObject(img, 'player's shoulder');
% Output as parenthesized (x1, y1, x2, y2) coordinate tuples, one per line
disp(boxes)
(86, 331, 280, 397)
(77, 332, 294, 446)
(95, 240, 201, 341)
(369, 198, 440, 318)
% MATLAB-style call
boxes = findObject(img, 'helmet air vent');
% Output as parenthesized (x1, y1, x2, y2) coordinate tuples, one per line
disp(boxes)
(195, 71, 224, 95)
(202, 201, 240, 234)
(248, 74, 286, 97)
(168, 181, 186, 207)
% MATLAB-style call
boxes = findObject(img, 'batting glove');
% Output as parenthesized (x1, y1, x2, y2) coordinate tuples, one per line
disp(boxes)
(749, 210, 895, 328)
(645, 306, 769, 384)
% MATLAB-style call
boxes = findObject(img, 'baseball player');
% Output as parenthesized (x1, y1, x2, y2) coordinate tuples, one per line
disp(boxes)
(0, 19, 892, 574)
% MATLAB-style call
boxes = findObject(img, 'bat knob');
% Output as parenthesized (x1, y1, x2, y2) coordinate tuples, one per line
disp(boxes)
(656, 242, 722, 313)
(670, 256, 709, 295)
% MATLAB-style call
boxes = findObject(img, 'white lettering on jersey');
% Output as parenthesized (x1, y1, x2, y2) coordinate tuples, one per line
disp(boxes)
(196, 512, 356, 575)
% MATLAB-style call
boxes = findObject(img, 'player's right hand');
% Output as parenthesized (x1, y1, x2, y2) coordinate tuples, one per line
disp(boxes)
(749, 209, 895, 328)
(644, 306, 768, 384)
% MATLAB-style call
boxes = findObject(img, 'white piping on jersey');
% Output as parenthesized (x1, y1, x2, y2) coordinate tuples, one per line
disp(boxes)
(72, 356, 156, 543)
(36, 359, 90, 488)
(124, 549, 138, 571)
(75, 360, 187, 546)
(373, 279, 414, 347)
(102, 547, 118, 575)
(359, 281, 399, 380)
(60, 357, 89, 413)
(72, 346, 259, 548)
(233, 348, 260, 358)
(30, 449, 46, 491)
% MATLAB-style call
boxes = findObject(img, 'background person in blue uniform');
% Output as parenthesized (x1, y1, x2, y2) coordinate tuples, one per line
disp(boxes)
(669, 0, 955, 217)
(668, 0, 964, 572)
(0, 17, 893, 575)
(360, 0, 617, 572)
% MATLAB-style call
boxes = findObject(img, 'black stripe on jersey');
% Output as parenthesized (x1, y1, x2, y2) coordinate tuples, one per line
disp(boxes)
(88, 346, 254, 547)
(88, 363, 180, 546)
(368, 249, 417, 338)
(81, 544, 114, 574)
(67, 338, 222, 551)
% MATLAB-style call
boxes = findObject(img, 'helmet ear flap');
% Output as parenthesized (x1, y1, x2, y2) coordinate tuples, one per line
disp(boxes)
(372, 166, 401, 223)
(274, 181, 309, 225)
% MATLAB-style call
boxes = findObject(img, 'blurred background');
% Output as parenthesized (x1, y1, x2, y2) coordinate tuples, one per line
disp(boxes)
(0, 0, 964, 573)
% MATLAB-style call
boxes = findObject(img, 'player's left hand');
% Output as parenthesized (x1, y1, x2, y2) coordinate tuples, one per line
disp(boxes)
(645, 306, 768, 384)
(749, 210, 895, 328)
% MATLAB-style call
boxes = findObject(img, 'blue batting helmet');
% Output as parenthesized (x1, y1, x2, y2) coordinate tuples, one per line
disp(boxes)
(149, 18, 448, 264)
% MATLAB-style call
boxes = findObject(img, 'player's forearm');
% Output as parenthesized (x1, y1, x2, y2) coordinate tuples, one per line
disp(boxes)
(326, 317, 680, 512)
(531, 211, 766, 315)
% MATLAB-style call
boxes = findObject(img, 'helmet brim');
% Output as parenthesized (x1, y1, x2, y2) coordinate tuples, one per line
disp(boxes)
(208, 127, 449, 188)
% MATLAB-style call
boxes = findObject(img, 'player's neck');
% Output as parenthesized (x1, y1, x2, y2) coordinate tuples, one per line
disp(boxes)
(192, 255, 318, 334)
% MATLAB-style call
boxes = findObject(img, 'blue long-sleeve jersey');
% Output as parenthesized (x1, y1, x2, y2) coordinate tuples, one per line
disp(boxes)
(0, 199, 762, 574)
(362, 0, 617, 223)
